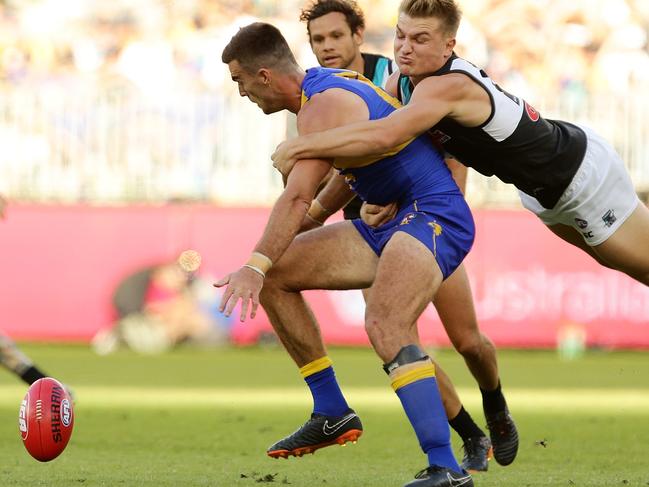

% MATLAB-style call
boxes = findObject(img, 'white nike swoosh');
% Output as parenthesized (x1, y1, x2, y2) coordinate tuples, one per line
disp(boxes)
(322, 414, 356, 436)
(447, 472, 472, 487)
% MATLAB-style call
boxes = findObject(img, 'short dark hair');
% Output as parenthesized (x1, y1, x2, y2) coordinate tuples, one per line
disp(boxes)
(300, 0, 365, 38)
(399, 0, 462, 36)
(221, 22, 298, 72)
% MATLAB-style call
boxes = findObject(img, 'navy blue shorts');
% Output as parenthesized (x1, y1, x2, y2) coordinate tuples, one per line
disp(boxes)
(352, 194, 475, 279)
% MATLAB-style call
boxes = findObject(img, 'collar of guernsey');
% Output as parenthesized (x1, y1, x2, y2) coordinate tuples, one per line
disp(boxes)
(300, 67, 414, 169)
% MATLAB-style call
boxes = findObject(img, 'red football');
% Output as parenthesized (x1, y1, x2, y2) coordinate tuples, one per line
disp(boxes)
(18, 377, 74, 462)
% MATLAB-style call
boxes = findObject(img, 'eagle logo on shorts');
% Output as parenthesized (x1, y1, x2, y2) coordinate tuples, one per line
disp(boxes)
(400, 213, 416, 225)
(602, 209, 617, 227)
(428, 222, 443, 236)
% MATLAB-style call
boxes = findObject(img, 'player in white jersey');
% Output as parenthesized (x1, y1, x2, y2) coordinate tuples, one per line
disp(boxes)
(299, 0, 507, 471)
(273, 0, 649, 291)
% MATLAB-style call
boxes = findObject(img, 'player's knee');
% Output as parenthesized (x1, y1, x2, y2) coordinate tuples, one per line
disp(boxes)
(453, 333, 487, 360)
(259, 267, 295, 307)
(364, 309, 389, 344)
(363, 314, 379, 342)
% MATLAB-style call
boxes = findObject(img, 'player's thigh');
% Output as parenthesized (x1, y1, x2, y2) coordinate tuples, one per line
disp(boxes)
(366, 231, 443, 326)
(592, 202, 649, 278)
(547, 222, 611, 267)
(270, 221, 378, 291)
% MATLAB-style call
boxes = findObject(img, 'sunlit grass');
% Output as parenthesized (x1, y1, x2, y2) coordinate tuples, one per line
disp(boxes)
(0, 345, 647, 486)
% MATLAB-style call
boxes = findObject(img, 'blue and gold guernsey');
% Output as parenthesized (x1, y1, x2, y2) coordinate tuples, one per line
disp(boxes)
(301, 67, 475, 278)
(341, 53, 397, 220)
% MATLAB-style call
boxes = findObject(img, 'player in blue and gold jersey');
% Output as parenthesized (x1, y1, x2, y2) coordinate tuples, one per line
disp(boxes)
(301, 2, 499, 472)
(218, 22, 474, 487)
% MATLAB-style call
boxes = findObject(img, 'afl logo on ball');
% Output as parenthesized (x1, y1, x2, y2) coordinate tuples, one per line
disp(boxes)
(61, 399, 72, 427)
(525, 102, 540, 122)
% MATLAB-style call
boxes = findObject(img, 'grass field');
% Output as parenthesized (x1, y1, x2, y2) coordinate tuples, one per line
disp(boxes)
(1, 344, 648, 486)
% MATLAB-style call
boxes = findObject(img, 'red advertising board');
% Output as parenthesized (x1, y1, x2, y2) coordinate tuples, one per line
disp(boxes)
(1, 204, 647, 348)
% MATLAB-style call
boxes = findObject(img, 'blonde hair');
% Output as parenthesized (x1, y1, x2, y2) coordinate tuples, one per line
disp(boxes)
(399, 0, 462, 35)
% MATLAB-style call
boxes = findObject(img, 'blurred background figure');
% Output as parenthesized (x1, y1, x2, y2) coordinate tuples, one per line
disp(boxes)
(1, 193, 66, 387)
(92, 260, 231, 355)
(0, 331, 49, 385)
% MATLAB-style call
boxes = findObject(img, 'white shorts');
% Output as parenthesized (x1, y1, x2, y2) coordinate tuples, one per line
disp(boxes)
(519, 125, 640, 246)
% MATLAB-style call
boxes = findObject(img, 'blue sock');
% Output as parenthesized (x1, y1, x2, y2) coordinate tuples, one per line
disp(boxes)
(393, 370, 461, 472)
(301, 357, 349, 417)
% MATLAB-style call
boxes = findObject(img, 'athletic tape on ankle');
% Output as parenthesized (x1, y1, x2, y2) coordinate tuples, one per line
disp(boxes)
(299, 356, 334, 378)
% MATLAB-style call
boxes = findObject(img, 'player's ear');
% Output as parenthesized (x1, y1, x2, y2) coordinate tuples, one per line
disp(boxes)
(445, 36, 456, 56)
(257, 68, 272, 86)
(353, 27, 364, 47)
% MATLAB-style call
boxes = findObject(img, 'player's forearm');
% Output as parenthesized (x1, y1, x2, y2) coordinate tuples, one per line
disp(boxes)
(314, 174, 355, 219)
(253, 192, 310, 264)
(305, 175, 355, 227)
(291, 119, 395, 161)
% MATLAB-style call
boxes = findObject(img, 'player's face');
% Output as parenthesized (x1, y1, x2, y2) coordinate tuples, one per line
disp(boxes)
(308, 12, 362, 69)
(394, 13, 455, 79)
(228, 60, 277, 114)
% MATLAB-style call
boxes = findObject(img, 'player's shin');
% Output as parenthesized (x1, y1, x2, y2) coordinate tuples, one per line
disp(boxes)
(386, 345, 462, 473)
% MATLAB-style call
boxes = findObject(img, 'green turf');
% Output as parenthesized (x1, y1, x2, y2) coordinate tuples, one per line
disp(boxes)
(1, 344, 648, 486)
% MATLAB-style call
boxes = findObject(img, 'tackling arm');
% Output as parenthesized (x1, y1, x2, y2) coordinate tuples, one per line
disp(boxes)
(271, 75, 461, 173)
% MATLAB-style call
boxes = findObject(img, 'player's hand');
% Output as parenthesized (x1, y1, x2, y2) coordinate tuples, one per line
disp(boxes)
(361, 202, 398, 227)
(214, 267, 264, 322)
(0, 194, 7, 220)
(271, 139, 299, 178)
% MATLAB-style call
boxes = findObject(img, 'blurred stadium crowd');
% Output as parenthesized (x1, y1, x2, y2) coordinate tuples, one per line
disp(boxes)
(0, 0, 648, 205)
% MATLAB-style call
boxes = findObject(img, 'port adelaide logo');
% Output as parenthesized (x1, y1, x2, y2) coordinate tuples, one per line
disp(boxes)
(602, 209, 617, 227)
